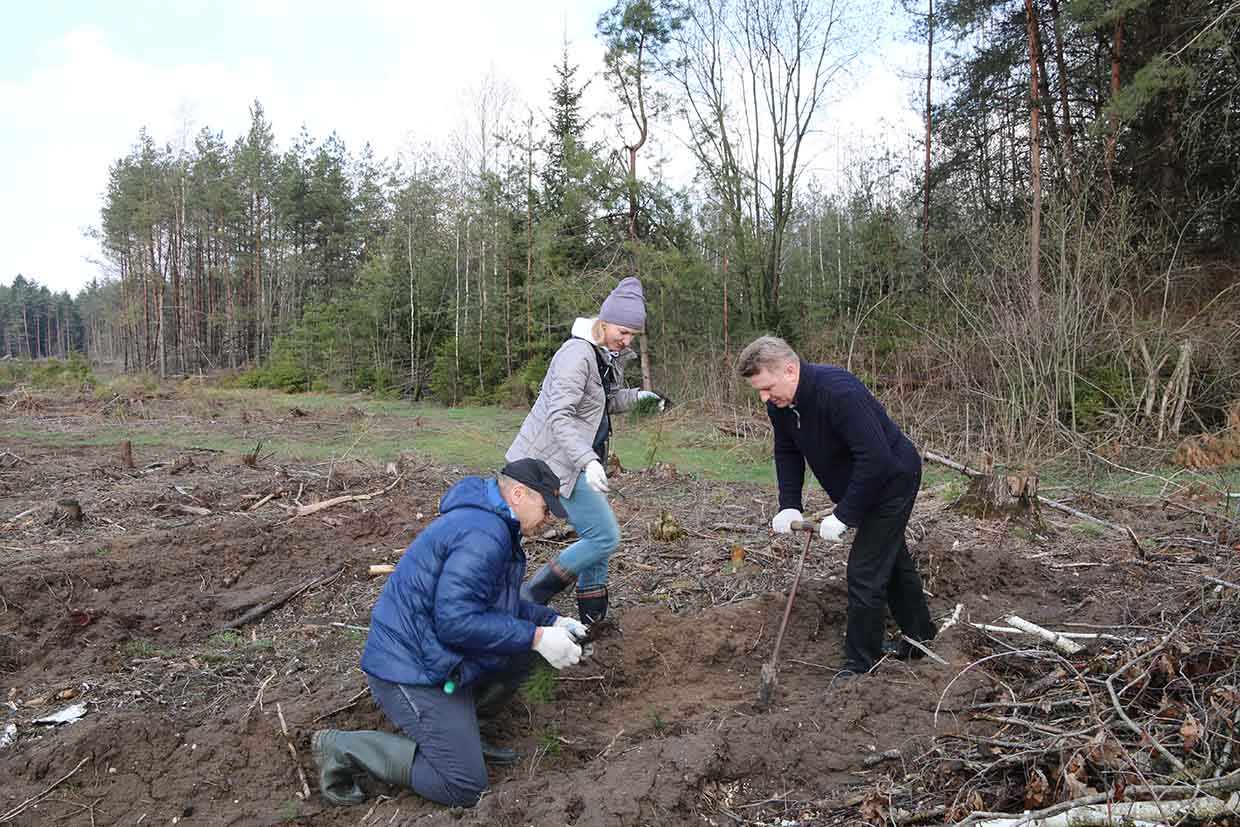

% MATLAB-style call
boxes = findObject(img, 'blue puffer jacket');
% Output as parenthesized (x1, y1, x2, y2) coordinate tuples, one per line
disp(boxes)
(361, 477, 559, 688)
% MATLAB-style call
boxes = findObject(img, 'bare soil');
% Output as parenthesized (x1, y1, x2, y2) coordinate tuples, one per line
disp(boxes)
(1, 388, 1236, 826)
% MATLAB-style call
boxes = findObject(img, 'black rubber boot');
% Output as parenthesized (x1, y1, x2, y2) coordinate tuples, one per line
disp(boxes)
(480, 739, 521, 765)
(520, 562, 575, 605)
(842, 605, 886, 674)
(576, 586, 608, 624)
(311, 729, 418, 806)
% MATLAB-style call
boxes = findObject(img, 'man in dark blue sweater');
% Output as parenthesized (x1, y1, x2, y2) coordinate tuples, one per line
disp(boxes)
(738, 336, 935, 686)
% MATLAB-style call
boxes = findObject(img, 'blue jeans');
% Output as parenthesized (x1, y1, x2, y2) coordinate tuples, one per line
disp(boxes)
(554, 470, 620, 590)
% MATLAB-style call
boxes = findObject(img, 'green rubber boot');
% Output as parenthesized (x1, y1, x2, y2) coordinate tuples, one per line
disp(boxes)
(311, 729, 418, 806)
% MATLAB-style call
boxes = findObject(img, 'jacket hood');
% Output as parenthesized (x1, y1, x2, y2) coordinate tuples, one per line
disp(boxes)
(439, 477, 518, 531)
(571, 316, 598, 342)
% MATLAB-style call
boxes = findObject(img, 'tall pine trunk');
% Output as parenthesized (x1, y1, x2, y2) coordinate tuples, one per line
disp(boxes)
(1047, 0, 1077, 194)
(1024, 0, 1042, 320)
(922, 0, 934, 280)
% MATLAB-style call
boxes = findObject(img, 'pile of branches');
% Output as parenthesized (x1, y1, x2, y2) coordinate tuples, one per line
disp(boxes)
(922, 579, 1240, 826)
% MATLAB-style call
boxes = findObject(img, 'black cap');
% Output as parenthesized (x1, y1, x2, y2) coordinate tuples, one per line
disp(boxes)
(501, 458, 568, 518)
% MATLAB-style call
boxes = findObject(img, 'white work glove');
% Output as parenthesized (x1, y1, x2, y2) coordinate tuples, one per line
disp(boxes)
(584, 459, 609, 493)
(637, 390, 666, 412)
(819, 513, 849, 542)
(771, 508, 803, 534)
(533, 626, 582, 669)
(554, 616, 589, 641)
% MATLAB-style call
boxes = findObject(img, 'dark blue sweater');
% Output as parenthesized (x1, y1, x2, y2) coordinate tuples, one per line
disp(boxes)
(768, 362, 921, 527)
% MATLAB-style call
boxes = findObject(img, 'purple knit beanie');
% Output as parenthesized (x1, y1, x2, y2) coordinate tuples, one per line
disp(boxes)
(598, 277, 646, 331)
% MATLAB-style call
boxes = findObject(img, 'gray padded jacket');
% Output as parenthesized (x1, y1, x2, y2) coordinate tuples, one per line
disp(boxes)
(506, 317, 640, 497)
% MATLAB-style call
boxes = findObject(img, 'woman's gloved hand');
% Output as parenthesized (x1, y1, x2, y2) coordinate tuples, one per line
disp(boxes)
(584, 459, 610, 493)
(554, 616, 589, 641)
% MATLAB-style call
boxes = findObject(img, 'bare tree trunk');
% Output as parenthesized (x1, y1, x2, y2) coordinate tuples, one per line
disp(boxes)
(1025, 0, 1043, 320)
(1047, 0, 1077, 194)
(922, 0, 934, 280)
(1105, 14, 1124, 200)
(525, 113, 534, 359)
(407, 205, 420, 397)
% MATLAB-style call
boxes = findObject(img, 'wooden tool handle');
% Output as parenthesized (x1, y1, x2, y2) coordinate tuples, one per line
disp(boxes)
(789, 520, 819, 533)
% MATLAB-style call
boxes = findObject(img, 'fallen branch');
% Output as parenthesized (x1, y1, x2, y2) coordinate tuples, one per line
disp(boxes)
(220, 565, 344, 631)
(1105, 644, 1186, 774)
(971, 791, 1240, 827)
(305, 686, 369, 725)
(153, 503, 212, 517)
(247, 491, 282, 512)
(276, 702, 312, 800)
(971, 623, 1144, 643)
(862, 748, 902, 767)
(281, 476, 403, 518)
(0, 755, 91, 823)
(1204, 574, 1240, 591)
(594, 728, 625, 760)
(1004, 615, 1085, 655)
(899, 635, 949, 665)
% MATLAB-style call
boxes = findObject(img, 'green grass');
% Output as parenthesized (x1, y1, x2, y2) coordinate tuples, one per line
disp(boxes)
(1071, 521, 1107, 539)
(209, 631, 243, 647)
(122, 640, 175, 659)
(7, 381, 1238, 498)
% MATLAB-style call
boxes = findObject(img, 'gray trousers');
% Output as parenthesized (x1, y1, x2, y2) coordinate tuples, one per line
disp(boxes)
(366, 655, 532, 807)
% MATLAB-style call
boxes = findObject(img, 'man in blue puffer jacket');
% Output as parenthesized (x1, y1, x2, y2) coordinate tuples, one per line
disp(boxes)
(312, 459, 587, 808)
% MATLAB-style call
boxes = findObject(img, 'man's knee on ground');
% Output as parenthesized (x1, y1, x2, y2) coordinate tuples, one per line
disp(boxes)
(443, 775, 488, 808)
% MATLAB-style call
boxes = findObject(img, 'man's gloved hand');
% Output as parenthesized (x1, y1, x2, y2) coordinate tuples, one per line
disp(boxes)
(637, 390, 666, 412)
(554, 616, 589, 641)
(584, 459, 609, 493)
(819, 513, 849, 542)
(771, 508, 803, 534)
(533, 626, 582, 668)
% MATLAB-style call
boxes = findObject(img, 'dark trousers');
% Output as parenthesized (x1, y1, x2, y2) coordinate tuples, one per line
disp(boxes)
(843, 469, 934, 672)
(366, 655, 533, 808)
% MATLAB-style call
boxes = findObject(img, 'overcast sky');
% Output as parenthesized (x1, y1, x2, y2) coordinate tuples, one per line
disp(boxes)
(0, 0, 925, 296)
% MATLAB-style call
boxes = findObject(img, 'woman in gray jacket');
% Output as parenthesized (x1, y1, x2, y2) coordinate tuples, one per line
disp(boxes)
(506, 277, 665, 623)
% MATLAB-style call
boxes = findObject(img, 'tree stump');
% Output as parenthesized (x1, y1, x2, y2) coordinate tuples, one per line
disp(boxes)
(951, 472, 1044, 528)
(48, 498, 84, 525)
(120, 439, 135, 469)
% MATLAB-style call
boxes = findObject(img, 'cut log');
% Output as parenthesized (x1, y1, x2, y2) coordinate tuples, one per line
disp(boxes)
(368, 564, 395, 577)
(120, 440, 135, 469)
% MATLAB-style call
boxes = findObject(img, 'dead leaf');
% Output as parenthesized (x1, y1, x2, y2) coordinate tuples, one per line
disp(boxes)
(729, 547, 745, 573)
(1086, 731, 1125, 769)
(1024, 768, 1050, 808)
(1181, 713, 1201, 753)
(1061, 753, 1093, 799)
(858, 788, 888, 822)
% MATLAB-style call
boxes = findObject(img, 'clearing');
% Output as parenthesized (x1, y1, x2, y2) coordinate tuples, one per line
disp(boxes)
(1, 385, 1237, 826)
